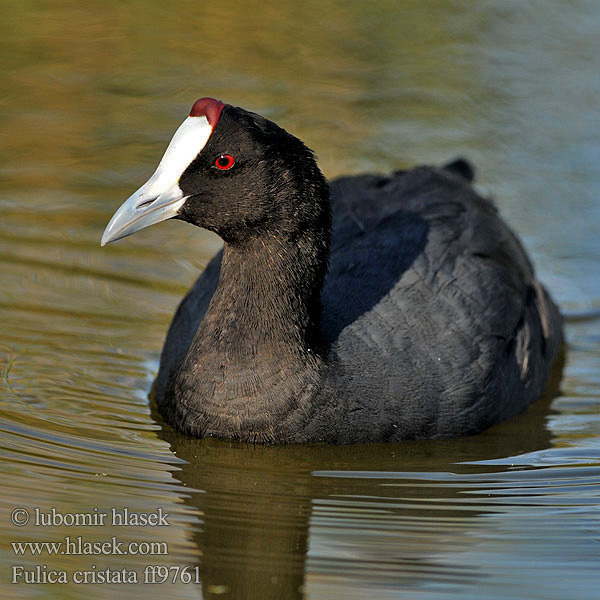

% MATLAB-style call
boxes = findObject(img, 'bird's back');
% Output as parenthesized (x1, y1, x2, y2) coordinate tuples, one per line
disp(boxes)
(318, 164, 563, 441)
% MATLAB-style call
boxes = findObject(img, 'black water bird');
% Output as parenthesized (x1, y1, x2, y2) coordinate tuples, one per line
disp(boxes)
(102, 98, 563, 444)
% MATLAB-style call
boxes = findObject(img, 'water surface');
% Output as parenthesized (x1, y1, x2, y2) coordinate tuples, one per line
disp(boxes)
(1, 1, 599, 599)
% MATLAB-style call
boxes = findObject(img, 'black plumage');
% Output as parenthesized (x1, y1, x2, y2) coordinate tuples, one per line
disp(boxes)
(143, 104, 563, 443)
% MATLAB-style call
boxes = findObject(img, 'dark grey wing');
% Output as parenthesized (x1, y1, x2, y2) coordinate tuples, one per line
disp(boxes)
(322, 166, 562, 440)
(154, 249, 222, 401)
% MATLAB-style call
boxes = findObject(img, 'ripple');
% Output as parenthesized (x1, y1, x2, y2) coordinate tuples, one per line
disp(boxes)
(1, 1, 600, 599)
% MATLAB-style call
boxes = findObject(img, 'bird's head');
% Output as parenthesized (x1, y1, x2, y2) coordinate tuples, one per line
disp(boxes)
(101, 98, 327, 246)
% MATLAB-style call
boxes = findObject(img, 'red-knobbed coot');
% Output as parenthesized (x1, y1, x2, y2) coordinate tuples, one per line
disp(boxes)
(102, 98, 563, 444)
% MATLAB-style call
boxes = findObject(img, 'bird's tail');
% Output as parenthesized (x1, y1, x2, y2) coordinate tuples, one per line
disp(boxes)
(443, 158, 475, 182)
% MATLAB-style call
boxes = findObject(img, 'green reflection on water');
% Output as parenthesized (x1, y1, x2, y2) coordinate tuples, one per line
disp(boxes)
(0, 0, 599, 599)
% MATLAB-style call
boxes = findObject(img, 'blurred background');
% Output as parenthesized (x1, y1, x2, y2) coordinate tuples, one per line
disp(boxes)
(0, 1, 599, 599)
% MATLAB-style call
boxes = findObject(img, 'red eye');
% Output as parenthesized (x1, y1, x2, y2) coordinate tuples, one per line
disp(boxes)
(214, 154, 235, 170)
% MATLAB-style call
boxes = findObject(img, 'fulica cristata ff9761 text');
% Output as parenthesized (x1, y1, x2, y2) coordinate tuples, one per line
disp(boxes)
(102, 98, 563, 444)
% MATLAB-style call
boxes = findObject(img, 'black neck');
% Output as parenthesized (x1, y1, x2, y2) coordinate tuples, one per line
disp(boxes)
(170, 202, 331, 442)
(203, 231, 326, 352)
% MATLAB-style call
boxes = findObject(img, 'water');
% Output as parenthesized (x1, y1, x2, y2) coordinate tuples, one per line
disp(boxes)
(1, 1, 599, 598)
